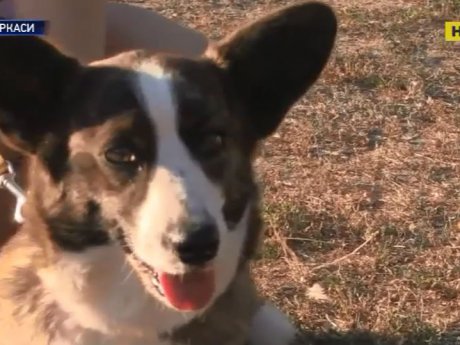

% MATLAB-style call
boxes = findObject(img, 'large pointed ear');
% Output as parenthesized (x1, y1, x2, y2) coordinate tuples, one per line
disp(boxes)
(0, 37, 80, 154)
(207, 1, 337, 139)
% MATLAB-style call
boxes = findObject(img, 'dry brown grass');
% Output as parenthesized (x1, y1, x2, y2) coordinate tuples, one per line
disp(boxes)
(124, 0, 459, 343)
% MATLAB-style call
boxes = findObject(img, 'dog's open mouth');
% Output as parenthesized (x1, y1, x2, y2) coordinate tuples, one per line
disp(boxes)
(133, 255, 164, 296)
(118, 232, 215, 311)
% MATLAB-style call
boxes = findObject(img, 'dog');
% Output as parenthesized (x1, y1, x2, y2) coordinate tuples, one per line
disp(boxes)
(0, 2, 337, 344)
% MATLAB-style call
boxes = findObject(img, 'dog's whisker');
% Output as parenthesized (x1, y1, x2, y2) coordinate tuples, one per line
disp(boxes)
(121, 265, 135, 286)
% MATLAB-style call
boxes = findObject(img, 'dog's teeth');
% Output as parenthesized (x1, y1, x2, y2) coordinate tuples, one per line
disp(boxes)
(151, 274, 164, 295)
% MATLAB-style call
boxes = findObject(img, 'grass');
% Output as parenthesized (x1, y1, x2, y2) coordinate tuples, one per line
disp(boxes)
(123, 0, 460, 343)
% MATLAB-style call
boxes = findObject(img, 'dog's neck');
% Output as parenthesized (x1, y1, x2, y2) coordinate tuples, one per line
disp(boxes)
(10, 236, 259, 345)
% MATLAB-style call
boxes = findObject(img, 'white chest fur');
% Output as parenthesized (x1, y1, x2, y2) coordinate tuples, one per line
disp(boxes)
(37, 246, 198, 344)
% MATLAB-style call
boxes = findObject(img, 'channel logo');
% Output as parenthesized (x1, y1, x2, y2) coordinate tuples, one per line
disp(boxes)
(445, 21, 460, 42)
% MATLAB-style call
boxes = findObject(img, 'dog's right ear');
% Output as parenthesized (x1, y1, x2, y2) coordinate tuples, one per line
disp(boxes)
(0, 37, 80, 154)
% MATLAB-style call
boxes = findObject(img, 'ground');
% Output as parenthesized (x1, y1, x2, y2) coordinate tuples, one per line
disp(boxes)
(122, 1, 459, 344)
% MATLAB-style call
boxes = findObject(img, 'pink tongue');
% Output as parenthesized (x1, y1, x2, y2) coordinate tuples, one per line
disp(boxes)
(159, 269, 215, 311)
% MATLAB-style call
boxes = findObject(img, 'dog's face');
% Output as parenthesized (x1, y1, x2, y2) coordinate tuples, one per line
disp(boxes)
(0, 2, 336, 313)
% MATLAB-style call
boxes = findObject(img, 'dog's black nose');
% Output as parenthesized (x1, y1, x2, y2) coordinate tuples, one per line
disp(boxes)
(175, 223, 219, 266)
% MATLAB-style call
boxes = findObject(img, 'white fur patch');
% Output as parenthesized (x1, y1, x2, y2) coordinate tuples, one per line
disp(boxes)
(134, 59, 247, 289)
(38, 246, 155, 340)
(249, 303, 297, 345)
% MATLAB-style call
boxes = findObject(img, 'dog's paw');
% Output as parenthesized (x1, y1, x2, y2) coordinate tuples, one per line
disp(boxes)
(249, 303, 300, 345)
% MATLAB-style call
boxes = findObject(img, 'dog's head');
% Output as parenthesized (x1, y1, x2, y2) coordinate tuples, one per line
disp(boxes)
(0, 2, 336, 313)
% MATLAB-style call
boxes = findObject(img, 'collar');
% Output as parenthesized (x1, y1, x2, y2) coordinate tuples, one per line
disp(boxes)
(0, 155, 25, 224)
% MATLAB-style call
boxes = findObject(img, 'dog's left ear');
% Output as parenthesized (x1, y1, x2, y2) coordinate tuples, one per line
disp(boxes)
(0, 37, 80, 154)
(207, 1, 337, 140)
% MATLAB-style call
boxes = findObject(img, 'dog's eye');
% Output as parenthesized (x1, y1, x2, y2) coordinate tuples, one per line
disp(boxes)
(105, 146, 138, 166)
(201, 133, 225, 156)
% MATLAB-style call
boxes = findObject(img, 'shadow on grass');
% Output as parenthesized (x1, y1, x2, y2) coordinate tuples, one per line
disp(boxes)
(298, 326, 459, 345)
